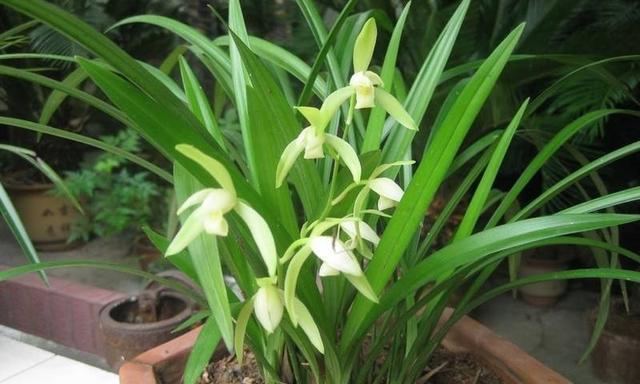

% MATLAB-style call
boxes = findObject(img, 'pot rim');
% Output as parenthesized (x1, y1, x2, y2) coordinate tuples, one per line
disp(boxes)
(100, 291, 193, 331)
(120, 307, 570, 384)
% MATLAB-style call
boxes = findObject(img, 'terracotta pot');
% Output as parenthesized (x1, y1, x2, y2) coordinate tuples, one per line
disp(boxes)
(588, 300, 640, 384)
(5, 180, 80, 251)
(119, 307, 569, 384)
(99, 291, 194, 370)
(518, 247, 574, 307)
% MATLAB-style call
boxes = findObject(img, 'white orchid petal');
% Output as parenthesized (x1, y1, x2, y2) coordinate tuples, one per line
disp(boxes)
(324, 134, 361, 183)
(200, 189, 236, 214)
(302, 127, 326, 159)
(365, 71, 383, 86)
(340, 220, 380, 246)
(284, 245, 313, 326)
(318, 262, 340, 277)
(353, 18, 377, 73)
(349, 72, 375, 109)
(309, 236, 362, 276)
(166, 210, 204, 256)
(254, 285, 283, 334)
(276, 134, 306, 188)
(202, 213, 229, 236)
(235, 201, 278, 277)
(344, 273, 378, 303)
(176, 189, 213, 215)
(374, 89, 417, 130)
(369, 177, 404, 202)
(293, 297, 324, 353)
(377, 195, 396, 211)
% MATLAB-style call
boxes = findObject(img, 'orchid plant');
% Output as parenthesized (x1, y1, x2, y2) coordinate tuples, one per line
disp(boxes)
(1, 0, 640, 383)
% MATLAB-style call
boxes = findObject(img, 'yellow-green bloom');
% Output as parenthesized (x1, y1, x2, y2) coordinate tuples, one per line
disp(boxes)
(166, 145, 278, 277)
(253, 280, 284, 334)
(276, 93, 362, 188)
(338, 18, 417, 130)
(234, 277, 324, 360)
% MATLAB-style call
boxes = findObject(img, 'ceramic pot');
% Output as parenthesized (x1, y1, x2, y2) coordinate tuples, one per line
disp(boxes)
(518, 247, 574, 307)
(99, 290, 193, 370)
(5, 180, 80, 251)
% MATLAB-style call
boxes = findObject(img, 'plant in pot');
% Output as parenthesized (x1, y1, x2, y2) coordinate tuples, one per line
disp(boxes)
(1, 0, 640, 383)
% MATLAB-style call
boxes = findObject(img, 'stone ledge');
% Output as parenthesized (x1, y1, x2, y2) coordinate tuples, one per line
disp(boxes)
(0, 264, 124, 358)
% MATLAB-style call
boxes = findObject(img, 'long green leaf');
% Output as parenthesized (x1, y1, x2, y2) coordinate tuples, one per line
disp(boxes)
(0, 259, 206, 306)
(183, 316, 222, 384)
(39, 66, 88, 126)
(486, 109, 640, 228)
(0, 117, 172, 183)
(382, 0, 470, 163)
(229, 32, 324, 226)
(213, 36, 328, 98)
(514, 141, 640, 220)
(347, 213, 640, 345)
(296, 0, 348, 98)
(454, 99, 528, 240)
(142, 226, 198, 283)
(0, 0, 202, 134)
(178, 56, 226, 149)
(0, 64, 128, 125)
(560, 187, 640, 214)
(0, 182, 47, 284)
(296, 0, 357, 106)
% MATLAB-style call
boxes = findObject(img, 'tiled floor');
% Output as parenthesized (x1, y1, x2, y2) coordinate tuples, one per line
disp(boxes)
(0, 335, 117, 384)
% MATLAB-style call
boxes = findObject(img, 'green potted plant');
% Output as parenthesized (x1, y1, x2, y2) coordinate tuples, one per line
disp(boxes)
(59, 129, 161, 241)
(0, 0, 640, 383)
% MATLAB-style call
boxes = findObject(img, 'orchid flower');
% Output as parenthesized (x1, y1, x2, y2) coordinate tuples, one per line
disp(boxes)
(332, 160, 414, 215)
(281, 218, 379, 327)
(234, 277, 324, 363)
(336, 18, 417, 130)
(166, 145, 277, 277)
(276, 90, 362, 188)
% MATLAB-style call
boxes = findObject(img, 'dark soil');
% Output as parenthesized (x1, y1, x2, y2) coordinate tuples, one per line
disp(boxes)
(426, 348, 502, 384)
(110, 293, 187, 324)
(198, 349, 264, 384)
(197, 347, 502, 384)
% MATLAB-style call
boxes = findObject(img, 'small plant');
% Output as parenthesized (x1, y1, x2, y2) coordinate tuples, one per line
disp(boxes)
(0, 1, 639, 383)
(61, 129, 161, 242)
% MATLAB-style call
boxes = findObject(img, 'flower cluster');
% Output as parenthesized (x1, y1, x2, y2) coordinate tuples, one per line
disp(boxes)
(166, 18, 415, 358)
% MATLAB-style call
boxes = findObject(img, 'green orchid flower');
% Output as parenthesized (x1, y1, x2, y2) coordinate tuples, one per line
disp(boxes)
(342, 18, 417, 130)
(276, 88, 362, 188)
(332, 160, 414, 215)
(166, 145, 278, 277)
(281, 218, 379, 328)
(234, 276, 324, 363)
